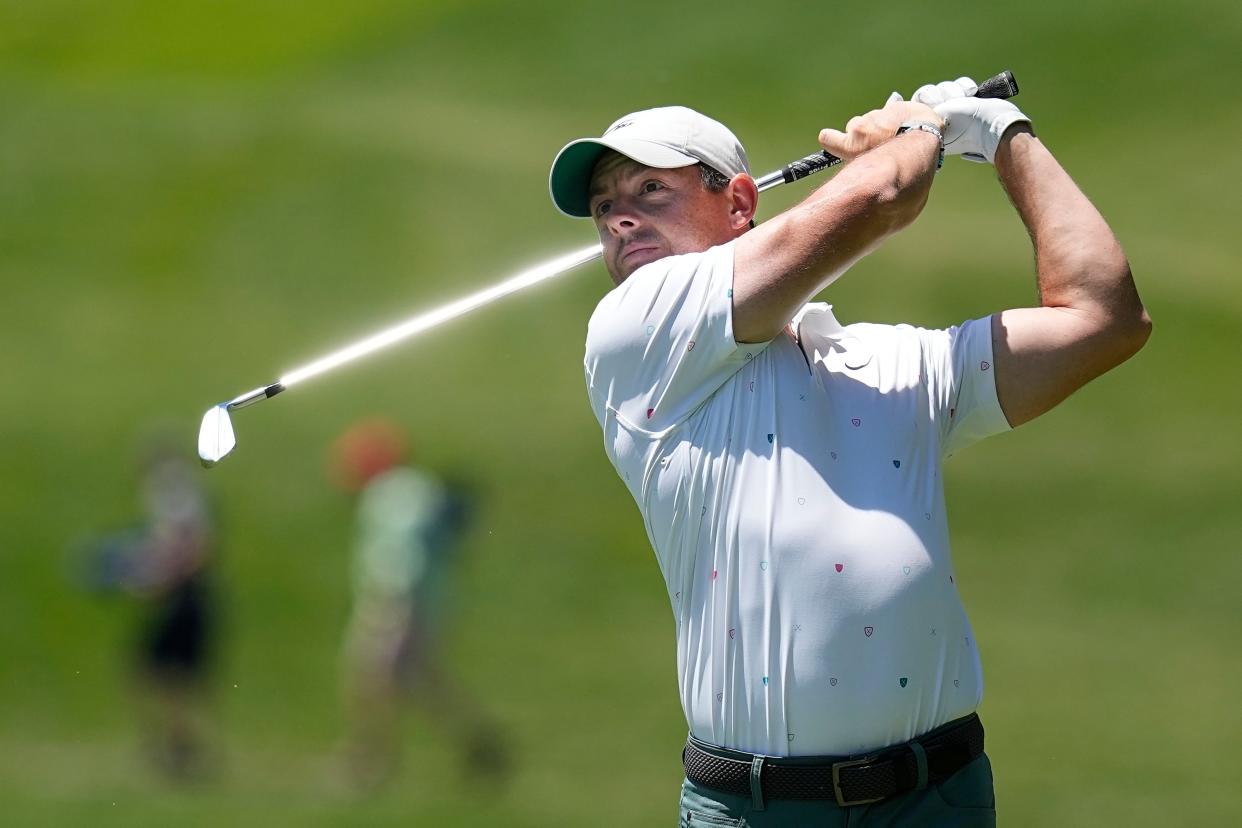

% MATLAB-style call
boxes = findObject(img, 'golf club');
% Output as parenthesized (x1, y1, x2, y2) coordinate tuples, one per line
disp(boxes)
(198, 70, 1019, 467)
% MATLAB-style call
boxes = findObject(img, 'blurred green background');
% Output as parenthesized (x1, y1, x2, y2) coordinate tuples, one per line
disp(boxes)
(2, 0, 1239, 824)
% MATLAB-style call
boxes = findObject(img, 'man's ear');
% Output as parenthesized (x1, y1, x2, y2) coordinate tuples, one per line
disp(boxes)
(726, 174, 759, 232)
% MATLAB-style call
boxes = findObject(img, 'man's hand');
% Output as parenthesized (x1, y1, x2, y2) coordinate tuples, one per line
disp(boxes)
(910, 77, 1030, 164)
(818, 99, 945, 162)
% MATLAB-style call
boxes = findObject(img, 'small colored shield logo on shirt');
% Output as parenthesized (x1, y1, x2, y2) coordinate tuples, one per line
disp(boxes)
(903, 566, 911, 575)
(864, 626, 874, 638)
(830, 677, 838, 687)
(767, 433, 773, 444)
(647, 408, 654, 419)
(711, 569, 718, 580)
(687, 340, 696, 351)
(830, 451, 838, 460)
(980, 360, 990, 371)
(760, 561, 768, 571)
(835, 563, 844, 573)
(893, 460, 901, 468)
(728, 628, 736, 639)
(899, 677, 908, 688)
(646, 325, 655, 336)
(954, 680, 960, 688)
(851, 418, 861, 427)
(762, 676, 769, 687)
(787, 733, 795, 742)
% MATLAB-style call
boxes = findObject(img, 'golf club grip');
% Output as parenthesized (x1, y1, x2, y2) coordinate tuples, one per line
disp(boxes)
(778, 70, 1019, 185)
(974, 70, 1019, 100)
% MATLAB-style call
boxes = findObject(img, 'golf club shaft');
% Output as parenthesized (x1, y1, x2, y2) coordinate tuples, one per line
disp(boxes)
(277, 243, 604, 389)
(226, 383, 285, 410)
(240, 70, 1021, 397)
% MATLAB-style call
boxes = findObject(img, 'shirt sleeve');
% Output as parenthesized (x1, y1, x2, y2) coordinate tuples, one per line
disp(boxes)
(920, 314, 1012, 457)
(583, 240, 763, 431)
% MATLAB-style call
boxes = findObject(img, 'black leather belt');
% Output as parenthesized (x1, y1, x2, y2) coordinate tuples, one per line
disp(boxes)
(682, 713, 984, 808)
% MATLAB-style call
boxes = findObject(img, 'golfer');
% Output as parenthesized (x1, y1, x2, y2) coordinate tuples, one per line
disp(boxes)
(548, 77, 1149, 826)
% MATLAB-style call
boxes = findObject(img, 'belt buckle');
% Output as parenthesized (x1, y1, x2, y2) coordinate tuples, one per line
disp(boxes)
(831, 755, 884, 807)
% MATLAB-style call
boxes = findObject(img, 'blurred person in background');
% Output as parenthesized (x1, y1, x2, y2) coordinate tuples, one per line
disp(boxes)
(330, 417, 508, 791)
(78, 434, 220, 780)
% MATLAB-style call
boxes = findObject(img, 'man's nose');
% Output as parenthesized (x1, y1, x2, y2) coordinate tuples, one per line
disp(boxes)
(605, 203, 640, 236)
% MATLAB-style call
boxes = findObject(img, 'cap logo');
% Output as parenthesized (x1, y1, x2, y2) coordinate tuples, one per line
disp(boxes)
(605, 120, 633, 134)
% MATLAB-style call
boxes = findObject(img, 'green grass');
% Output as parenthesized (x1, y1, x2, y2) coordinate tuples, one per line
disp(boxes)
(1, 0, 1239, 824)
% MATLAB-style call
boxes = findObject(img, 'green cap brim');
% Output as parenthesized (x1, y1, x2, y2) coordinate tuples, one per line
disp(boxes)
(548, 141, 611, 218)
(549, 137, 699, 218)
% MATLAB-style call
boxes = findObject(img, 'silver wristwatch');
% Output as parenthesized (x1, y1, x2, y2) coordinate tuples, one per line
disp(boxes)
(896, 120, 944, 170)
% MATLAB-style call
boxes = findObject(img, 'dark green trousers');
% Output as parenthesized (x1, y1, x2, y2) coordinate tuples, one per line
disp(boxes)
(678, 751, 995, 827)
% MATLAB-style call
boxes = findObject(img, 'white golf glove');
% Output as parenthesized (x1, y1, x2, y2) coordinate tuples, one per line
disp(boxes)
(908, 77, 1030, 164)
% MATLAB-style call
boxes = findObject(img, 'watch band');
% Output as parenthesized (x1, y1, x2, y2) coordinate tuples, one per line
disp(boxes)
(896, 121, 944, 170)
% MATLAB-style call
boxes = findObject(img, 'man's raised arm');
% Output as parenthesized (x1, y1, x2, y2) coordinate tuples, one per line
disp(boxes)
(911, 75, 1151, 427)
(987, 126, 1151, 426)
(731, 100, 946, 344)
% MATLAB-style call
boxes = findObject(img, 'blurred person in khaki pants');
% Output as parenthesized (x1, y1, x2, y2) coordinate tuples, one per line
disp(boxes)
(330, 417, 508, 790)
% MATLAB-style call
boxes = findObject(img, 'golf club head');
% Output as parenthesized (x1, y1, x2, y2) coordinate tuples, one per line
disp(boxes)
(198, 404, 236, 467)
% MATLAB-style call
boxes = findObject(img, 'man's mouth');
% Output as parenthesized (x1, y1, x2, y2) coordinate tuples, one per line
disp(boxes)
(621, 243, 660, 264)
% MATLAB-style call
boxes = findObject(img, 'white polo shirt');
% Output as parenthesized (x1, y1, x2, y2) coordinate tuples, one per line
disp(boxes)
(584, 240, 1011, 757)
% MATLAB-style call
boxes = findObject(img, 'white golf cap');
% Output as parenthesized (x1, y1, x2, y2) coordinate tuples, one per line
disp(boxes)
(549, 106, 750, 218)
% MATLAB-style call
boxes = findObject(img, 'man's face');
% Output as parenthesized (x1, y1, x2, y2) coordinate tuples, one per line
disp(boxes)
(587, 152, 738, 285)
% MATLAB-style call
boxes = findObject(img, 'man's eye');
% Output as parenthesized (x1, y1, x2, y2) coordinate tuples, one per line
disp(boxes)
(642, 180, 664, 193)
(594, 201, 611, 218)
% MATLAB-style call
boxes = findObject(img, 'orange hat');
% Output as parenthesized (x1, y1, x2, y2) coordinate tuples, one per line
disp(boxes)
(330, 417, 408, 492)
